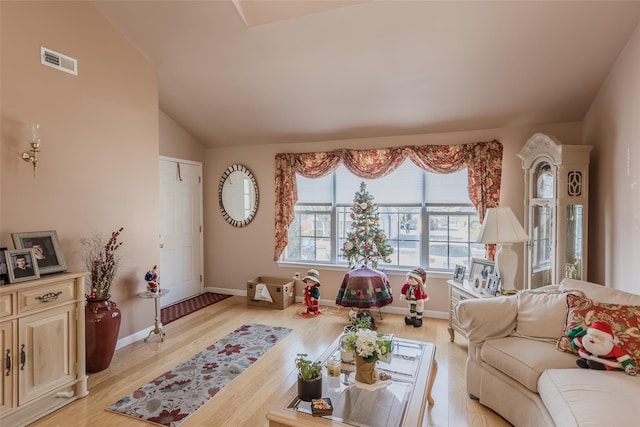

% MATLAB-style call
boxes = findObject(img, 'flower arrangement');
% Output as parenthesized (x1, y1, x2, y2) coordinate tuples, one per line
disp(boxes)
(342, 329, 392, 363)
(82, 227, 124, 299)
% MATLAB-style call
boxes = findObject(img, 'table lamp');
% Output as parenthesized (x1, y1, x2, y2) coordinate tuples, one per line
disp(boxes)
(477, 207, 529, 292)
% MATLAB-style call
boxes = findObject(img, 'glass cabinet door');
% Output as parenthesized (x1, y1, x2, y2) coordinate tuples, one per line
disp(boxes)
(565, 204, 583, 279)
(530, 203, 553, 288)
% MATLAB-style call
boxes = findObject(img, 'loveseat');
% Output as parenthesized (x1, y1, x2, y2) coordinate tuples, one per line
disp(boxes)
(455, 278, 640, 426)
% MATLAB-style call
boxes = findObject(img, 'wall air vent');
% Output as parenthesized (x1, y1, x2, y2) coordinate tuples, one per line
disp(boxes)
(41, 47, 77, 75)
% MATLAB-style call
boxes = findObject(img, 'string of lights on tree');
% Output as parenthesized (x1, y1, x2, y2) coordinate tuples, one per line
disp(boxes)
(342, 182, 393, 267)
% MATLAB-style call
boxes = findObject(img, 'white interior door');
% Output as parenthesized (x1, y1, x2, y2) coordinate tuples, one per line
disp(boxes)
(159, 158, 203, 306)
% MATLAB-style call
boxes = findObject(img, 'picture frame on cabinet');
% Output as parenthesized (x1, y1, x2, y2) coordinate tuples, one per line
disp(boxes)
(484, 274, 501, 296)
(469, 258, 495, 284)
(452, 264, 466, 283)
(12, 230, 67, 275)
(6, 248, 40, 283)
(0, 247, 8, 285)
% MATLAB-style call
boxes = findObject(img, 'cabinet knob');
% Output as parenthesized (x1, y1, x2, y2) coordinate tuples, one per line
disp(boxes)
(160, 243, 164, 248)
(36, 291, 62, 303)
(20, 344, 25, 370)
(5, 349, 10, 376)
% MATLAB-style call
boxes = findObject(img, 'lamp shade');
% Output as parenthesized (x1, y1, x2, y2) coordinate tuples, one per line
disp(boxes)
(477, 207, 529, 244)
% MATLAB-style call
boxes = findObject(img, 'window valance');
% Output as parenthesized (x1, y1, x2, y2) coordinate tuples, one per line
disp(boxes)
(274, 140, 503, 260)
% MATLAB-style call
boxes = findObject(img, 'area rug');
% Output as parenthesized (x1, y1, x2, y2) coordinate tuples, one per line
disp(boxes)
(107, 323, 291, 427)
(161, 292, 232, 325)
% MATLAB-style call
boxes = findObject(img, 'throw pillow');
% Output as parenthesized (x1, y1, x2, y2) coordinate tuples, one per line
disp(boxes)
(557, 293, 640, 366)
(511, 290, 581, 342)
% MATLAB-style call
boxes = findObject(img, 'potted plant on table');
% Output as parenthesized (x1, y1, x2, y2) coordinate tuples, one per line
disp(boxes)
(82, 227, 124, 373)
(341, 329, 393, 385)
(295, 353, 323, 401)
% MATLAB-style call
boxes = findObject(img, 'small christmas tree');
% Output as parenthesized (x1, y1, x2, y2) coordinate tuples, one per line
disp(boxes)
(342, 182, 393, 267)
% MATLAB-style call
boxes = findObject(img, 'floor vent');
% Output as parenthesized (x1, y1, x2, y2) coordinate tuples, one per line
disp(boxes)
(41, 47, 77, 76)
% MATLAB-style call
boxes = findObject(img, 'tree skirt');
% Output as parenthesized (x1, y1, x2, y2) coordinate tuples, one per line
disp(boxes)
(107, 323, 291, 426)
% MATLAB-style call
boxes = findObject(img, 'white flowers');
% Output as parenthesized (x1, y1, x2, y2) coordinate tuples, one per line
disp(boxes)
(343, 329, 392, 362)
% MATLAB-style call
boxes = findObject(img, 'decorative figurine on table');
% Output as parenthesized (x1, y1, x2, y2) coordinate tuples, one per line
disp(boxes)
(400, 267, 428, 327)
(302, 269, 321, 316)
(145, 265, 160, 294)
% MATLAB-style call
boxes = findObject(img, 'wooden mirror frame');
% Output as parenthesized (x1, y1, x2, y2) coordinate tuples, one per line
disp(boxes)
(218, 164, 259, 227)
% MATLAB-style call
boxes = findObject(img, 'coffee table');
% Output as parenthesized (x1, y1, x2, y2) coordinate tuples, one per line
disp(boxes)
(267, 335, 437, 427)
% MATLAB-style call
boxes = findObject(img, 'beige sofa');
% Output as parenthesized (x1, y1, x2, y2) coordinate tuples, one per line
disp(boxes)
(455, 278, 640, 427)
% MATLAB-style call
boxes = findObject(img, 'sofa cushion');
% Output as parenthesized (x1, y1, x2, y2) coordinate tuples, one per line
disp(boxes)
(511, 289, 581, 342)
(560, 278, 640, 306)
(556, 294, 640, 366)
(481, 337, 578, 392)
(539, 369, 640, 427)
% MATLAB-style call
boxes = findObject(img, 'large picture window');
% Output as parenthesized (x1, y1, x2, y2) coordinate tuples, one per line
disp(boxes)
(274, 141, 503, 265)
(284, 162, 486, 271)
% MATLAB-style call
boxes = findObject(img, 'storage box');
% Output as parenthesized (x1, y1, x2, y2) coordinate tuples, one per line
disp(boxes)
(247, 276, 295, 309)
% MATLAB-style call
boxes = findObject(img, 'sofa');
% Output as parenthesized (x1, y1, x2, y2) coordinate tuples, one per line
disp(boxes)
(455, 278, 640, 427)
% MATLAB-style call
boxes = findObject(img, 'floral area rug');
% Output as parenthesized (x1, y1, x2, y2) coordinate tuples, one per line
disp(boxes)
(107, 323, 291, 426)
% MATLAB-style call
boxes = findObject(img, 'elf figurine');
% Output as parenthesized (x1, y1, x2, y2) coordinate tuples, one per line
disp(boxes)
(302, 269, 321, 315)
(400, 267, 428, 327)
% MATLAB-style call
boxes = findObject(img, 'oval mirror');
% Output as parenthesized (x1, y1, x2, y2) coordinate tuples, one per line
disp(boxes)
(218, 164, 259, 227)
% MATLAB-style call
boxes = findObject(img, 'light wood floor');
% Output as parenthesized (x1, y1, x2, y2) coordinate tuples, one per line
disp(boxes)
(30, 296, 511, 427)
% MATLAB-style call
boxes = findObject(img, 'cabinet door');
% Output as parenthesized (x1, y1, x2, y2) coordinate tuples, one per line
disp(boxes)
(18, 304, 76, 405)
(0, 320, 15, 413)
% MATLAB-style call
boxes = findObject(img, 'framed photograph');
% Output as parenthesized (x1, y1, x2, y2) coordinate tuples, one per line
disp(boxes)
(12, 230, 67, 275)
(0, 247, 8, 285)
(452, 264, 466, 283)
(469, 258, 495, 284)
(484, 274, 502, 296)
(6, 249, 40, 283)
(473, 276, 486, 291)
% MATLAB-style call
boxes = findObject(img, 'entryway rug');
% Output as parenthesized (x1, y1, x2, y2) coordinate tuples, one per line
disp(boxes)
(107, 323, 292, 427)
(161, 292, 232, 325)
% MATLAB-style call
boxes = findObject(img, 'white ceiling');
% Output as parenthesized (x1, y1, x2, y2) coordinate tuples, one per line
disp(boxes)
(92, 1, 640, 148)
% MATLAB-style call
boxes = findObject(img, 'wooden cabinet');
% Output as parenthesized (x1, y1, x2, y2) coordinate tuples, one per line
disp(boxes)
(518, 133, 591, 289)
(447, 280, 493, 342)
(0, 272, 88, 427)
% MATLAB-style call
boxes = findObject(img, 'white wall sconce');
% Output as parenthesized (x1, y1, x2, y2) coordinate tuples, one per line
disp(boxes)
(22, 123, 41, 176)
(477, 206, 529, 292)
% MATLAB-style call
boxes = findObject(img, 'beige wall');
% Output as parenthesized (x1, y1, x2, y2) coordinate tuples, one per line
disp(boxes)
(584, 22, 640, 294)
(1, 1, 160, 338)
(204, 122, 582, 314)
(159, 109, 205, 162)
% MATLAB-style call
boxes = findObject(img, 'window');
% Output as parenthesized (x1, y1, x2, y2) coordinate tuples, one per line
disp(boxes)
(283, 161, 485, 271)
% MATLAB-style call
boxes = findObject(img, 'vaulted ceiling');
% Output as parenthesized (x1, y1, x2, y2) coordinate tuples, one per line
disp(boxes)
(92, 1, 640, 148)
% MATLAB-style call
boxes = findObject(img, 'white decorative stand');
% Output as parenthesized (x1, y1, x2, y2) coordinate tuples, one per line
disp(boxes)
(139, 289, 170, 342)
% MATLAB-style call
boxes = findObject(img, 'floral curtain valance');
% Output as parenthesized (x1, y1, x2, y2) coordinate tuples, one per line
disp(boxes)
(274, 140, 503, 261)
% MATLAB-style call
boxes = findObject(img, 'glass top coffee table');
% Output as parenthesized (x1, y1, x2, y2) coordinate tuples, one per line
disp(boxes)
(267, 335, 437, 427)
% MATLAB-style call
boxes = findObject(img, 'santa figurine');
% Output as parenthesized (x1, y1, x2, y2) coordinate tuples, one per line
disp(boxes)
(145, 265, 160, 294)
(302, 269, 321, 315)
(400, 267, 429, 327)
(569, 320, 637, 376)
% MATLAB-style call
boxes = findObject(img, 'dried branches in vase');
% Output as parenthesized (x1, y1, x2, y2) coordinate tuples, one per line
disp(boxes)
(82, 227, 124, 300)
